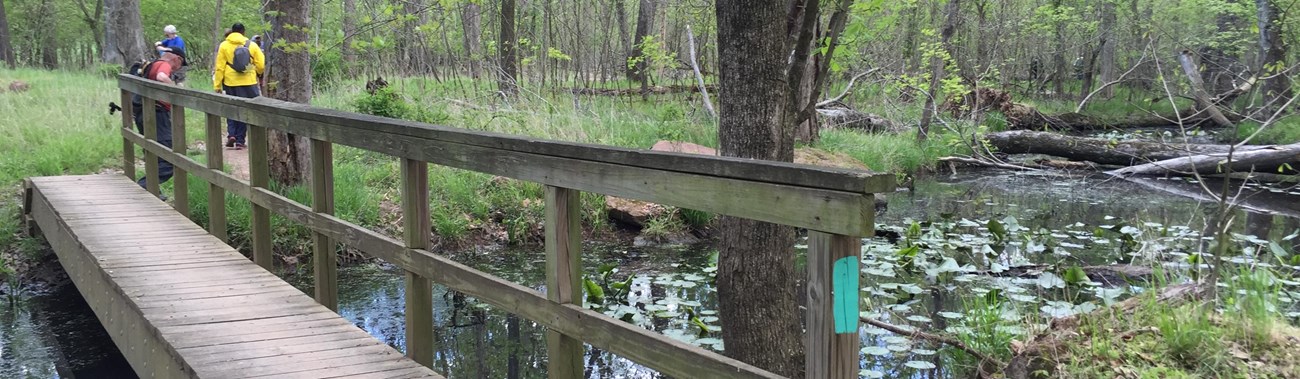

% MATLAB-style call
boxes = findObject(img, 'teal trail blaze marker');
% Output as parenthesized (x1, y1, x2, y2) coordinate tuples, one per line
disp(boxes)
(832, 256, 860, 334)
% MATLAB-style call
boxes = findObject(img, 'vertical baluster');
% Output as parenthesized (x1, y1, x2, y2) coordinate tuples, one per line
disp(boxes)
(545, 186, 583, 378)
(171, 105, 188, 216)
(311, 139, 337, 311)
(806, 230, 862, 378)
(248, 124, 272, 270)
(401, 158, 433, 367)
(205, 114, 227, 242)
(120, 89, 135, 180)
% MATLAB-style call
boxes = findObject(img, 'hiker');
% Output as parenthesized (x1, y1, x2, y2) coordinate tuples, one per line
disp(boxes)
(213, 23, 265, 149)
(130, 51, 187, 194)
(156, 25, 186, 55)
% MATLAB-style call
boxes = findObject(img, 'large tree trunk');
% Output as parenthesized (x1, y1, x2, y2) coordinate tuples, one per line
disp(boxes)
(210, 0, 223, 62)
(266, 0, 312, 186)
(1201, 0, 1242, 96)
(498, 0, 518, 96)
(1051, 0, 1066, 97)
(1257, 0, 1293, 113)
(0, 0, 14, 69)
(1109, 142, 1300, 177)
(615, 0, 629, 60)
(985, 130, 1274, 166)
(461, 3, 483, 79)
(1097, 1, 1117, 98)
(340, 0, 356, 77)
(1177, 50, 1236, 127)
(627, 0, 658, 83)
(102, 0, 147, 65)
(714, 1, 802, 376)
(918, 0, 960, 141)
(39, 0, 58, 69)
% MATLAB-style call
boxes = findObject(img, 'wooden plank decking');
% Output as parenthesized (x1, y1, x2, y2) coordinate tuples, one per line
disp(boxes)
(24, 174, 441, 379)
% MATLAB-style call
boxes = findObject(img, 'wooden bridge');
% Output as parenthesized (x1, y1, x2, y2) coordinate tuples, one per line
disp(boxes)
(20, 74, 893, 378)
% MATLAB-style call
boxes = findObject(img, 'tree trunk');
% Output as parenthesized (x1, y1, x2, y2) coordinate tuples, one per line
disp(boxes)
(918, 0, 960, 142)
(615, 0, 629, 60)
(0, 0, 14, 69)
(39, 0, 58, 69)
(102, 0, 147, 65)
(1109, 142, 1300, 177)
(211, 0, 223, 62)
(1257, 0, 1293, 113)
(498, 0, 518, 96)
(985, 130, 1274, 166)
(266, 0, 312, 186)
(1200, 0, 1242, 97)
(1097, 1, 1117, 98)
(461, 3, 483, 79)
(627, 0, 658, 83)
(1177, 50, 1235, 128)
(73, 0, 105, 61)
(714, 1, 802, 376)
(1051, 0, 1066, 97)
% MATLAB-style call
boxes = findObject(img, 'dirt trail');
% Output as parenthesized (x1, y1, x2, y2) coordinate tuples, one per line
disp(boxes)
(222, 147, 251, 181)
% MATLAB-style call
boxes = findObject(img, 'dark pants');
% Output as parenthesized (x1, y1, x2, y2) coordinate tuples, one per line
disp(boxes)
(223, 84, 261, 144)
(132, 106, 174, 189)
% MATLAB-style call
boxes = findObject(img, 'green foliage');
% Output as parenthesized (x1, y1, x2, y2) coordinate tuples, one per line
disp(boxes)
(352, 87, 411, 119)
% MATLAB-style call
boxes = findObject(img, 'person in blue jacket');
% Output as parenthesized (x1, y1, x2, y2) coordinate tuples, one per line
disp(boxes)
(157, 25, 186, 55)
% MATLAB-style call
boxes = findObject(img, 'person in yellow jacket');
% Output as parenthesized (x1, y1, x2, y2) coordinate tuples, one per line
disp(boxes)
(212, 23, 264, 149)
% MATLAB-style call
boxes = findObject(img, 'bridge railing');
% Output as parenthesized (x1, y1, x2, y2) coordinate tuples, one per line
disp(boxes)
(118, 74, 893, 379)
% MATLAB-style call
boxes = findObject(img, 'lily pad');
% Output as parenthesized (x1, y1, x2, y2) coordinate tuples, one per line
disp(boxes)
(905, 360, 937, 370)
(861, 346, 891, 356)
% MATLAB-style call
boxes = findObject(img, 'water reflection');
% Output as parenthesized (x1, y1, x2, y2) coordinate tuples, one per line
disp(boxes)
(0, 282, 135, 379)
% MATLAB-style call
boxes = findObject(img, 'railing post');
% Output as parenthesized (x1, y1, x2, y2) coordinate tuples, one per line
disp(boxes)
(544, 185, 583, 378)
(401, 158, 433, 367)
(806, 230, 861, 378)
(120, 90, 135, 180)
(311, 138, 337, 311)
(141, 95, 160, 196)
(172, 105, 188, 217)
(248, 124, 273, 270)
(204, 114, 227, 242)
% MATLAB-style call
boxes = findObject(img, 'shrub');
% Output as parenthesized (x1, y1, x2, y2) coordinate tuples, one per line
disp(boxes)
(353, 87, 410, 119)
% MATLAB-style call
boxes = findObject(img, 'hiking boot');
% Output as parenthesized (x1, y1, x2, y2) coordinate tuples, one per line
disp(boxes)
(226, 136, 236, 148)
(234, 143, 246, 150)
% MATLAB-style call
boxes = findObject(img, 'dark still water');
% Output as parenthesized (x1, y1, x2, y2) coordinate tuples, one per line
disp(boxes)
(4, 170, 1297, 378)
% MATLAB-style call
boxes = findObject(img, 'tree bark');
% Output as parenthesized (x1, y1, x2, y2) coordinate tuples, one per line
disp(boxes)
(1108, 142, 1300, 177)
(211, 0, 223, 62)
(498, 0, 518, 96)
(72, 0, 105, 61)
(1200, 0, 1242, 96)
(266, 0, 312, 186)
(461, 3, 483, 79)
(1257, 0, 1293, 113)
(985, 130, 1273, 166)
(714, 1, 803, 376)
(102, 0, 147, 65)
(918, 0, 960, 141)
(1051, 0, 1066, 97)
(0, 0, 14, 69)
(627, 0, 658, 83)
(341, 0, 355, 77)
(1097, 1, 1117, 98)
(1177, 50, 1235, 128)
(39, 0, 58, 69)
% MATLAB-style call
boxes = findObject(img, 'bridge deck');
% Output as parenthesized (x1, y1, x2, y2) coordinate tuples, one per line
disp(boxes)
(24, 175, 441, 379)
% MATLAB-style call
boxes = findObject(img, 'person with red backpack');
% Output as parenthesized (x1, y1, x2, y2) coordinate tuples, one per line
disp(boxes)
(129, 51, 187, 195)
(212, 23, 265, 149)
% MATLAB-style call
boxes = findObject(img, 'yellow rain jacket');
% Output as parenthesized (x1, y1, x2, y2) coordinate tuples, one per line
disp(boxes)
(212, 32, 265, 91)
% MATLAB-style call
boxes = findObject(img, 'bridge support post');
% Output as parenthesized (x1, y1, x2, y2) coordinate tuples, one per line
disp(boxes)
(248, 124, 273, 270)
(172, 105, 188, 217)
(311, 138, 338, 311)
(544, 186, 583, 378)
(120, 90, 136, 180)
(205, 114, 228, 242)
(806, 230, 863, 379)
(401, 158, 434, 367)
(141, 96, 160, 196)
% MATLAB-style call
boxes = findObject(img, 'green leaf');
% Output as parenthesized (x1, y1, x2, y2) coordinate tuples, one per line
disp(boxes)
(583, 277, 605, 304)
(1062, 266, 1089, 286)
(988, 219, 1007, 241)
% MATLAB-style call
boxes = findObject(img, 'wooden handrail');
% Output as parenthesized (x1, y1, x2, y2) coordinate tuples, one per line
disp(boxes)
(119, 74, 889, 378)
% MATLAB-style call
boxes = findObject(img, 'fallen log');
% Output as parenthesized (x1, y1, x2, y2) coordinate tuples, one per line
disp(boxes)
(568, 84, 717, 96)
(986, 130, 1273, 166)
(816, 102, 903, 133)
(949, 88, 1233, 130)
(1108, 142, 1300, 177)
(1177, 50, 1235, 128)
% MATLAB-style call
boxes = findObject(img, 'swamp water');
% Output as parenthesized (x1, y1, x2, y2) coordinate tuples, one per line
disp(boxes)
(3, 171, 1298, 378)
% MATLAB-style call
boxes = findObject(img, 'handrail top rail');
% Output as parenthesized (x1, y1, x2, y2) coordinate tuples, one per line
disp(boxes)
(119, 74, 894, 195)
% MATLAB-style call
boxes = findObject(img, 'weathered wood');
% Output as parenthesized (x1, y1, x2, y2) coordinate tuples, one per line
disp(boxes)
(248, 123, 273, 270)
(204, 113, 227, 242)
(544, 186, 583, 378)
(142, 95, 160, 196)
(172, 104, 189, 217)
(806, 231, 860, 378)
(986, 130, 1273, 166)
(401, 158, 434, 368)
(121, 89, 136, 180)
(123, 115, 784, 378)
(119, 74, 893, 195)
(310, 138, 337, 311)
(1177, 50, 1235, 128)
(1109, 142, 1300, 177)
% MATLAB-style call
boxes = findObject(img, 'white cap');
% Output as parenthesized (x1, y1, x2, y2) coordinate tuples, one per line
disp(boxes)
(164, 25, 177, 34)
